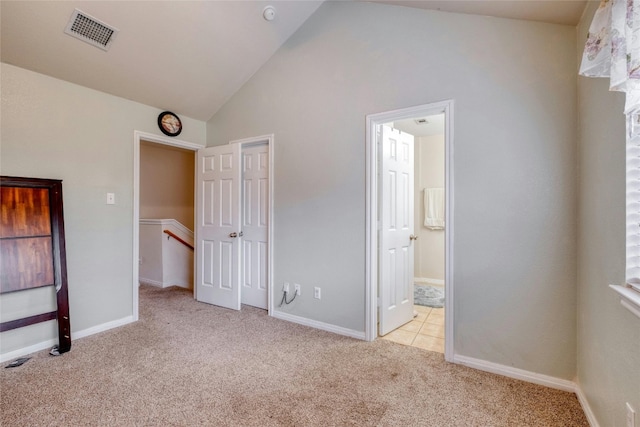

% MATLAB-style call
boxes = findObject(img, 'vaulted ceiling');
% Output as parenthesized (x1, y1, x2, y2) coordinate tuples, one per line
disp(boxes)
(1, 1, 587, 122)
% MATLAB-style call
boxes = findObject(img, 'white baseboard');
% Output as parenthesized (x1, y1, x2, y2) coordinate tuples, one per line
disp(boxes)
(72, 315, 135, 340)
(454, 355, 600, 426)
(0, 315, 134, 363)
(0, 338, 58, 363)
(453, 354, 576, 392)
(575, 383, 600, 427)
(271, 310, 366, 340)
(139, 278, 191, 289)
(139, 278, 165, 288)
(414, 277, 445, 286)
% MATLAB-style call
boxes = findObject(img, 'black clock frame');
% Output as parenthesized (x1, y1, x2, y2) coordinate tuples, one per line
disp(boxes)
(157, 111, 182, 137)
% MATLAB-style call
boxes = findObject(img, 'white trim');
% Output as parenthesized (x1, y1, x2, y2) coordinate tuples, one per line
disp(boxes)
(72, 315, 135, 340)
(454, 354, 601, 426)
(0, 338, 57, 363)
(139, 218, 193, 239)
(365, 100, 455, 363)
(609, 284, 640, 319)
(443, 102, 455, 363)
(271, 311, 366, 340)
(453, 354, 576, 392)
(139, 277, 165, 288)
(139, 278, 191, 290)
(0, 315, 134, 363)
(229, 134, 275, 316)
(133, 130, 203, 321)
(134, 130, 204, 151)
(414, 277, 445, 286)
(575, 384, 601, 427)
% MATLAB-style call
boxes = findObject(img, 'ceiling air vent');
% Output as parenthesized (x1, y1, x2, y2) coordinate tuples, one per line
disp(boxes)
(64, 9, 118, 51)
(414, 118, 429, 125)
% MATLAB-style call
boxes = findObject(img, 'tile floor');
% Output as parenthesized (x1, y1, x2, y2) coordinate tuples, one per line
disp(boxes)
(381, 305, 444, 353)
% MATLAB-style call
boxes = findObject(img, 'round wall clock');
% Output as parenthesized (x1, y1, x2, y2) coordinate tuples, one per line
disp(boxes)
(157, 111, 182, 137)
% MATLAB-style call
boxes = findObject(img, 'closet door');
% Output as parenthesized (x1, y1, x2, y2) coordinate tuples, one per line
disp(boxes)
(240, 144, 269, 309)
(195, 145, 242, 310)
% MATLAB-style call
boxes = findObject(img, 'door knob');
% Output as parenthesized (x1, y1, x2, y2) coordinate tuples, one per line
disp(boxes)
(229, 232, 238, 238)
(410, 234, 418, 241)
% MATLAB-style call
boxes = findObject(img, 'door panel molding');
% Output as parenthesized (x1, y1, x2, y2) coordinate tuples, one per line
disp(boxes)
(230, 135, 274, 314)
(365, 101, 454, 362)
(239, 143, 270, 309)
(196, 144, 242, 310)
(379, 125, 415, 335)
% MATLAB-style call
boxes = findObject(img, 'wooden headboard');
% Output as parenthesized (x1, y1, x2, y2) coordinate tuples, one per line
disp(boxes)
(0, 176, 71, 355)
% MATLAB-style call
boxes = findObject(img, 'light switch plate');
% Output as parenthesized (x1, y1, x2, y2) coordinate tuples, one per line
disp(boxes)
(106, 193, 115, 205)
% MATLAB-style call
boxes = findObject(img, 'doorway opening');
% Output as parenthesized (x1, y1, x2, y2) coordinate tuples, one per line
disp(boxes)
(138, 140, 195, 293)
(132, 131, 203, 321)
(133, 132, 274, 321)
(365, 100, 454, 362)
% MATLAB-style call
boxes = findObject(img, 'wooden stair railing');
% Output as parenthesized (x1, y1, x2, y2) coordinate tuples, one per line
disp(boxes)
(163, 229, 194, 250)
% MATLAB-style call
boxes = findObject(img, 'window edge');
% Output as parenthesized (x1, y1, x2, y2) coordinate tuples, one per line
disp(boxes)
(609, 284, 640, 319)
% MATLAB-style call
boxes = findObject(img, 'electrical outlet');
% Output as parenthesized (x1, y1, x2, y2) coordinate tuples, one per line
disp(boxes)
(294, 283, 301, 296)
(627, 402, 636, 427)
(283, 283, 290, 294)
(314, 287, 321, 299)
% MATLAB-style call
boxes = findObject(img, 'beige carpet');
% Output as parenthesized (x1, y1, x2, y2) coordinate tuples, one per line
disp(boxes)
(1, 285, 588, 426)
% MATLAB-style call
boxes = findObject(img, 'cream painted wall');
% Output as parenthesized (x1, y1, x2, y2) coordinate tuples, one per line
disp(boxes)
(207, 2, 577, 379)
(414, 134, 445, 283)
(140, 142, 195, 231)
(576, 2, 640, 425)
(0, 63, 206, 357)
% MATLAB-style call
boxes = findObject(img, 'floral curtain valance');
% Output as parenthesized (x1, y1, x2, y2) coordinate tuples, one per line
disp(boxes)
(580, 0, 640, 136)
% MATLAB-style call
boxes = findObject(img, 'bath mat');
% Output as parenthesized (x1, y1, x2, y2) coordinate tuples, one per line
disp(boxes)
(414, 285, 444, 308)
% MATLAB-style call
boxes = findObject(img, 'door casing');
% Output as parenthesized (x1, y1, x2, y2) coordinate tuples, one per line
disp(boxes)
(365, 100, 454, 362)
(133, 132, 274, 317)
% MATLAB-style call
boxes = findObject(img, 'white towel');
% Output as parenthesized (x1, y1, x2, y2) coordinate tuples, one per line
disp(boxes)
(424, 188, 445, 230)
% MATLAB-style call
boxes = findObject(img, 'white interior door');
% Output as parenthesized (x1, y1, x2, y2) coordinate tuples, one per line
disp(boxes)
(196, 144, 242, 310)
(379, 125, 415, 336)
(240, 144, 269, 309)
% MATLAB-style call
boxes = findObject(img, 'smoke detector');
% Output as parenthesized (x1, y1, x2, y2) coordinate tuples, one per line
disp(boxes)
(64, 9, 119, 51)
(263, 6, 276, 21)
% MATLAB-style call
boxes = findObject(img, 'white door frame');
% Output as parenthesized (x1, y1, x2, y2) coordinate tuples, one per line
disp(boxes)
(229, 134, 274, 314)
(365, 100, 454, 362)
(132, 130, 204, 321)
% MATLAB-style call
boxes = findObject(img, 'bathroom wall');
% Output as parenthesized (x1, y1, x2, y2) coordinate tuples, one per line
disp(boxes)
(414, 134, 445, 284)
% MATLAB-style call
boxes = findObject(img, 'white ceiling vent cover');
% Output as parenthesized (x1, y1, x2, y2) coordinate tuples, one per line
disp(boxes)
(64, 9, 118, 51)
